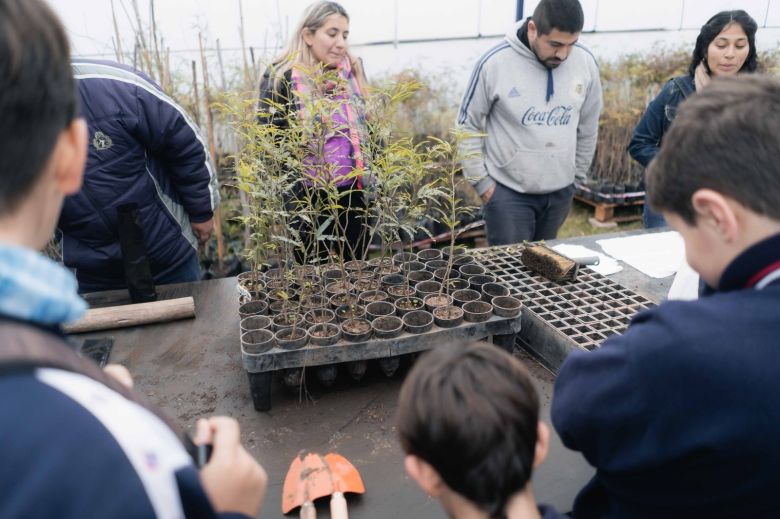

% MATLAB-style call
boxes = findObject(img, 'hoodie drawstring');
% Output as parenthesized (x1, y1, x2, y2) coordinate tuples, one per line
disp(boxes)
(546, 67, 554, 103)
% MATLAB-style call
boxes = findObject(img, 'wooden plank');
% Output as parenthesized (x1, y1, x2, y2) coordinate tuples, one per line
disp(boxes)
(64, 297, 196, 334)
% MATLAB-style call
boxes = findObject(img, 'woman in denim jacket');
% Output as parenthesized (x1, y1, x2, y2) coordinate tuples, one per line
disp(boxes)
(629, 10, 758, 228)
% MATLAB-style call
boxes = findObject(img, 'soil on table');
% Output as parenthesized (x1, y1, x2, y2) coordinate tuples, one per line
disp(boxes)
(521, 244, 574, 281)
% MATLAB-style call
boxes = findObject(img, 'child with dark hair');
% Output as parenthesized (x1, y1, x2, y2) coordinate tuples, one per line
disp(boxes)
(554, 75, 780, 518)
(397, 341, 564, 519)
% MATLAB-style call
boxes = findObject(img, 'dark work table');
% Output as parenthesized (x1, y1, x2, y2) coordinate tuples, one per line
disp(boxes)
(74, 228, 674, 518)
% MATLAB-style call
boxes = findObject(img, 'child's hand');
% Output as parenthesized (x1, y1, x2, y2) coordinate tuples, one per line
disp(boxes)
(195, 417, 268, 517)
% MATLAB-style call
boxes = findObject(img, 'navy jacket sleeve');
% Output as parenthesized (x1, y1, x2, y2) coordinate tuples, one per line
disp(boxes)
(627, 81, 674, 168)
(134, 83, 219, 223)
(551, 311, 660, 468)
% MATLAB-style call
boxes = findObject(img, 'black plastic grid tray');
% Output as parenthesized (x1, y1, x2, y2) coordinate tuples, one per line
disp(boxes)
(470, 245, 655, 368)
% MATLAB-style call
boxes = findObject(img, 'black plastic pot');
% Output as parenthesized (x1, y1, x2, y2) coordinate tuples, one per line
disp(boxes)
(441, 245, 467, 259)
(452, 255, 475, 266)
(393, 252, 418, 265)
(469, 274, 497, 290)
(452, 288, 481, 307)
(341, 318, 373, 342)
(267, 287, 299, 302)
(344, 259, 369, 272)
(307, 323, 341, 346)
(400, 261, 426, 274)
(335, 303, 366, 322)
(425, 259, 449, 273)
(358, 289, 389, 305)
(365, 301, 395, 321)
(237, 271, 266, 292)
(293, 265, 318, 278)
(433, 267, 460, 283)
(459, 264, 486, 279)
(417, 249, 443, 261)
(463, 301, 493, 323)
(433, 305, 464, 328)
(407, 270, 434, 284)
(402, 310, 434, 334)
(272, 312, 304, 332)
(239, 300, 268, 318)
(386, 285, 416, 301)
(444, 278, 469, 292)
(240, 315, 271, 334)
(329, 292, 357, 309)
(353, 278, 382, 293)
(381, 273, 405, 288)
(275, 327, 308, 350)
(415, 280, 442, 299)
(481, 282, 510, 302)
(368, 256, 393, 269)
(303, 308, 336, 327)
(424, 293, 453, 312)
(301, 294, 328, 311)
(325, 281, 353, 297)
(395, 296, 424, 317)
(371, 315, 404, 339)
(492, 295, 523, 318)
(241, 329, 275, 354)
(268, 300, 285, 314)
(322, 268, 346, 281)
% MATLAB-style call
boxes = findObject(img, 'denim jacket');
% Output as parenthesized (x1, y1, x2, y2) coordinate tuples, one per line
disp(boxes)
(628, 75, 695, 168)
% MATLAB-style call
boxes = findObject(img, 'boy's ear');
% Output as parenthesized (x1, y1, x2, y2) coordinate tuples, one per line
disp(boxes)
(691, 189, 738, 243)
(404, 455, 445, 498)
(533, 422, 550, 469)
(53, 118, 87, 195)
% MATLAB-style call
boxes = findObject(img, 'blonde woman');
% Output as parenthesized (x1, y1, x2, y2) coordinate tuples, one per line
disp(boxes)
(259, 1, 368, 262)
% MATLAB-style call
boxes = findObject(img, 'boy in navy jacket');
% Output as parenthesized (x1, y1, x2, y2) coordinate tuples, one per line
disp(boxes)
(397, 341, 565, 519)
(0, 1, 265, 517)
(552, 75, 780, 518)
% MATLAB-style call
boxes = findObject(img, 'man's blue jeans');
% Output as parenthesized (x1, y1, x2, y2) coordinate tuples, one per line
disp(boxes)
(643, 195, 667, 228)
(483, 182, 575, 246)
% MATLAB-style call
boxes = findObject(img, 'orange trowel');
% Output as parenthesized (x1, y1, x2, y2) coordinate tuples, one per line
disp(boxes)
(282, 451, 365, 518)
(324, 452, 365, 519)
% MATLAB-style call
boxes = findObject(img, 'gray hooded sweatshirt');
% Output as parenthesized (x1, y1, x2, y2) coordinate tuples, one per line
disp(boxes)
(458, 20, 603, 196)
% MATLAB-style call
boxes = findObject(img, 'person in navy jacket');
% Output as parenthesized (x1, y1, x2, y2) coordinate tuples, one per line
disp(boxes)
(0, 1, 266, 517)
(58, 59, 219, 292)
(553, 75, 780, 518)
(628, 10, 758, 228)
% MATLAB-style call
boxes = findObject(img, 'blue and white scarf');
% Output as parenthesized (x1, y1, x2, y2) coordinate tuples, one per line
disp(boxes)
(0, 242, 86, 326)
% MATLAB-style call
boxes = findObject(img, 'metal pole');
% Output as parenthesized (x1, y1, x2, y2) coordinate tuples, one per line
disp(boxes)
(679, 0, 686, 30)
(516, 0, 524, 21)
(765, 0, 772, 27)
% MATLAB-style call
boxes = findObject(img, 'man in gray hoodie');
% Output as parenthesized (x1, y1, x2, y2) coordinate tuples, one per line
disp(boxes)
(458, 0, 602, 245)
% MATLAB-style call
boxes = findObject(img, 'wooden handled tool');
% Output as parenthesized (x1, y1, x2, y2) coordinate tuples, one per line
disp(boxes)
(64, 297, 195, 334)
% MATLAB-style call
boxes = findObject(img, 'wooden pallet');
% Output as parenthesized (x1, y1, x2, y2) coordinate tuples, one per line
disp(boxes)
(574, 194, 644, 224)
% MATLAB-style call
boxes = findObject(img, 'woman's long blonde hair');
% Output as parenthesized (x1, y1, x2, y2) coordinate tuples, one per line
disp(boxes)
(269, 1, 365, 90)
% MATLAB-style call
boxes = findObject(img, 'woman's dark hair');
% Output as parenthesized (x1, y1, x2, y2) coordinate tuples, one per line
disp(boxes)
(688, 10, 758, 77)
